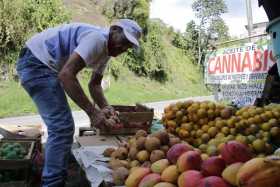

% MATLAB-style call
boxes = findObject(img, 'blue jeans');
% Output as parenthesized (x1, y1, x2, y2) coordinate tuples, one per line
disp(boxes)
(16, 47, 74, 187)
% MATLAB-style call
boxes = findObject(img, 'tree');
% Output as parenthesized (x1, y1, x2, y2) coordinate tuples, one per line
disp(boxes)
(208, 18, 230, 43)
(185, 20, 199, 63)
(102, 0, 150, 30)
(192, 0, 229, 65)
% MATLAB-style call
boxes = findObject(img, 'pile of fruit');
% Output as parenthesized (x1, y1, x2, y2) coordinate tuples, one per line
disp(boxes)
(162, 101, 280, 156)
(104, 130, 184, 186)
(104, 129, 280, 187)
(0, 143, 27, 160)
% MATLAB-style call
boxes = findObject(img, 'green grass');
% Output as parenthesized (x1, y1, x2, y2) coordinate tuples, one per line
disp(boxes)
(0, 45, 210, 118)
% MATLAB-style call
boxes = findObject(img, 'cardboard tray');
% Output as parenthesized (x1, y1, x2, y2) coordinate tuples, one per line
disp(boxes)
(0, 140, 35, 169)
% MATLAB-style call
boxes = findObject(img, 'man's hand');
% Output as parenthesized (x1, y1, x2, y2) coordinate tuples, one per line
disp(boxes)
(89, 107, 122, 130)
(89, 108, 106, 129)
(102, 106, 119, 118)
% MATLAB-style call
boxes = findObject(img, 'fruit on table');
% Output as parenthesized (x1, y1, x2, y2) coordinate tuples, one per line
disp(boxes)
(145, 137, 161, 152)
(111, 147, 128, 160)
(222, 162, 243, 186)
(178, 170, 203, 187)
(220, 141, 253, 164)
(137, 150, 150, 163)
(198, 176, 231, 187)
(150, 150, 165, 163)
(162, 102, 280, 156)
(154, 182, 177, 187)
(151, 159, 170, 174)
(125, 167, 151, 187)
(177, 151, 202, 172)
(167, 143, 193, 164)
(161, 165, 179, 183)
(139, 173, 161, 187)
(112, 167, 129, 186)
(201, 156, 226, 176)
(103, 147, 115, 157)
(236, 156, 280, 187)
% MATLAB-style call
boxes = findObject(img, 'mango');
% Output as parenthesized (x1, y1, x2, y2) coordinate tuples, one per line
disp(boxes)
(198, 176, 230, 187)
(125, 167, 150, 187)
(236, 157, 280, 187)
(221, 141, 253, 164)
(177, 151, 202, 172)
(222, 162, 243, 186)
(139, 173, 161, 187)
(201, 156, 226, 176)
(161, 165, 179, 183)
(178, 170, 203, 187)
(154, 182, 177, 187)
(167, 143, 193, 164)
(151, 159, 170, 174)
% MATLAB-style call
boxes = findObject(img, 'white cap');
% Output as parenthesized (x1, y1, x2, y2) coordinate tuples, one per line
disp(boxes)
(112, 19, 142, 48)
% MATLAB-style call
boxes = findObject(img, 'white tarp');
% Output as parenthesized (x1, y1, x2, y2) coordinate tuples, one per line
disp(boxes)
(72, 145, 118, 187)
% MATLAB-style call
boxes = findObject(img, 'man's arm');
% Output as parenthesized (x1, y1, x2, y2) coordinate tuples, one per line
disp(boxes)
(88, 72, 109, 109)
(58, 52, 94, 116)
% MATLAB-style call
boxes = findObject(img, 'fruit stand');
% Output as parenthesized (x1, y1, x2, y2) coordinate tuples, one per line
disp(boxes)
(98, 101, 280, 187)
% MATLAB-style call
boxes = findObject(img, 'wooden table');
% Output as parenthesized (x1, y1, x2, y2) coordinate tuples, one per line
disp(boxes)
(74, 127, 130, 187)
(76, 127, 129, 147)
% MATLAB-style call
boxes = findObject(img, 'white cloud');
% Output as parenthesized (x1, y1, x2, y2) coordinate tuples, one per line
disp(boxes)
(150, 0, 269, 36)
(150, 0, 195, 32)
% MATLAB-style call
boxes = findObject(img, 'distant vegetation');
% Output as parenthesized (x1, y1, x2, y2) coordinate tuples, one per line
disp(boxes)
(0, 0, 70, 79)
(0, 0, 233, 117)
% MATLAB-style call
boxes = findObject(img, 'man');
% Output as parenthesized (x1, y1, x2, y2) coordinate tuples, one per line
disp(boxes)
(255, 63, 280, 106)
(16, 19, 142, 187)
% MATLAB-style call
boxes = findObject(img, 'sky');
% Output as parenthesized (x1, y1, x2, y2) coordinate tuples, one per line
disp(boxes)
(150, 0, 268, 37)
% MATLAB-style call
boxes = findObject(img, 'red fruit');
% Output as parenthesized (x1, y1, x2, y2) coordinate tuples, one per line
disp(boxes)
(201, 156, 226, 176)
(177, 151, 202, 172)
(167, 143, 193, 164)
(198, 176, 231, 187)
(178, 170, 203, 187)
(139, 173, 161, 187)
(221, 141, 253, 164)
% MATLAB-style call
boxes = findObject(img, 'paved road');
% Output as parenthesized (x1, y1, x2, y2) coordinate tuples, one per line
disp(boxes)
(0, 95, 214, 142)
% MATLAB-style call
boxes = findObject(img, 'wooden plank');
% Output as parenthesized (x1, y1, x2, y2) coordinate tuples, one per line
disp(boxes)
(76, 135, 120, 147)
(0, 124, 42, 138)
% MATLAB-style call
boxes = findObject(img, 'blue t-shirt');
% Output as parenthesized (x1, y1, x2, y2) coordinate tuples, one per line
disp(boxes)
(26, 23, 110, 74)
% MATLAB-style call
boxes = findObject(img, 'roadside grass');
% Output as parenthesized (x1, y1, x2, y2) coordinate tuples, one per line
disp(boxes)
(0, 45, 210, 118)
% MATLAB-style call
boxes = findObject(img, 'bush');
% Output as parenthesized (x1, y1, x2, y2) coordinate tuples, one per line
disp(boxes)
(0, 0, 70, 79)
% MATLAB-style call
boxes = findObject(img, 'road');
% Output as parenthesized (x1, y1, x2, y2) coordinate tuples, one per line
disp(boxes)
(0, 95, 214, 142)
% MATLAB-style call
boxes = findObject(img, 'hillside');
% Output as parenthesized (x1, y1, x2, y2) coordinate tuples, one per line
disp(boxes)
(0, 0, 210, 118)
(63, 0, 109, 26)
(63, 0, 210, 105)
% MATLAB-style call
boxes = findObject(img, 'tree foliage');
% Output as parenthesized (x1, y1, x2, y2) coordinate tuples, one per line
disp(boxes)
(0, 0, 70, 60)
(102, 0, 150, 29)
(185, 20, 200, 63)
(103, 0, 168, 81)
(192, 0, 227, 24)
(192, 0, 229, 65)
(170, 0, 229, 66)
